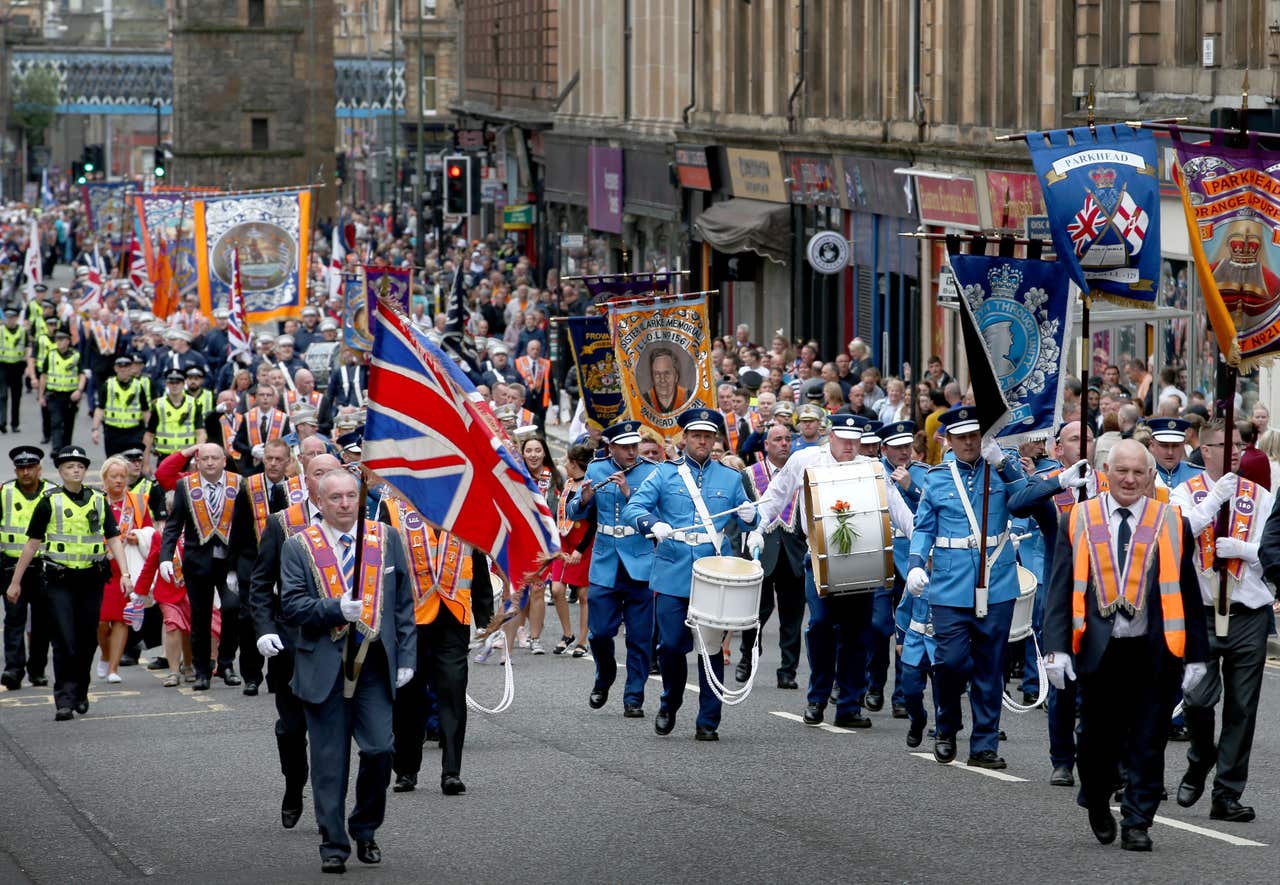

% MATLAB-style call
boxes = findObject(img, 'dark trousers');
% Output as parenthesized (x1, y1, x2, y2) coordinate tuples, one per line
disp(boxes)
(303, 642, 393, 861)
(393, 610, 469, 781)
(899, 656, 938, 727)
(803, 562, 872, 717)
(1077, 637, 1180, 829)
(235, 592, 264, 685)
(1185, 605, 1271, 803)
(865, 584, 905, 704)
(45, 567, 105, 710)
(47, 393, 77, 451)
(738, 553, 804, 681)
(471, 575, 494, 628)
(2, 561, 50, 678)
(187, 565, 233, 679)
(1047, 678, 1079, 769)
(588, 571, 654, 707)
(931, 600, 1015, 755)
(103, 426, 145, 458)
(655, 593, 723, 730)
(267, 648, 309, 801)
(0, 362, 23, 429)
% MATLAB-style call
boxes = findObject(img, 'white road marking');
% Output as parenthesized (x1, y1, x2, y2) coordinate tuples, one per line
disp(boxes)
(770, 710, 855, 734)
(1109, 807, 1267, 847)
(909, 752, 1028, 782)
(648, 674, 698, 694)
(84, 709, 222, 721)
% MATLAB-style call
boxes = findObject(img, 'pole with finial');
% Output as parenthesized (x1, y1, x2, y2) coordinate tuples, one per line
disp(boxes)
(1077, 79, 1097, 500)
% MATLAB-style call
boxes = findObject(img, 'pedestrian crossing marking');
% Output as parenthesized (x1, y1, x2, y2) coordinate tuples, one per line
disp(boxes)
(770, 710, 855, 734)
(648, 674, 698, 694)
(909, 752, 1028, 782)
(1110, 807, 1267, 847)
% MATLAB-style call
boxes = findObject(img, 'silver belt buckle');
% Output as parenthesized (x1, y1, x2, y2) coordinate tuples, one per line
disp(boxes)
(967, 536, 978, 549)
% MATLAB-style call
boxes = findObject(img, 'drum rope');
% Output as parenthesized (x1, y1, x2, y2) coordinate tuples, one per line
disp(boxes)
(467, 627, 516, 714)
(688, 620, 761, 706)
(1001, 633, 1048, 713)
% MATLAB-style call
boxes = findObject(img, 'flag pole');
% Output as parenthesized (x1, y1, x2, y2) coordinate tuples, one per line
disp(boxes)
(343, 469, 369, 698)
(1076, 86, 1097, 502)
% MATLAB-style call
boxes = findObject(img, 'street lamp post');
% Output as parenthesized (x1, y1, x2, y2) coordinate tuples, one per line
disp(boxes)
(414, 1, 425, 269)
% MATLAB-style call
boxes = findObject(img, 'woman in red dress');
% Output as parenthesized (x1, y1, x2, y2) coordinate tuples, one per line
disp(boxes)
(97, 456, 152, 683)
(549, 443, 596, 656)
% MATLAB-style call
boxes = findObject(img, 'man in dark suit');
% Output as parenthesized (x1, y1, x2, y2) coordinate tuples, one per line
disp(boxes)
(1043, 439, 1210, 853)
(159, 443, 244, 690)
(247, 454, 340, 831)
(319, 356, 368, 435)
(279, 467, 415, 875)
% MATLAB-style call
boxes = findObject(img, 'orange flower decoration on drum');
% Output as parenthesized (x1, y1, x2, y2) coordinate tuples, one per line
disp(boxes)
(830, 499, 859, 555)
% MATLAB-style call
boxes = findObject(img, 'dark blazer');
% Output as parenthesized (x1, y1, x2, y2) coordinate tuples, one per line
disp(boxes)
(278, 525, 415, 704)
(160, 473, 239, 577)
(247, 509, 312, 644)
(1043, 508, 1209, 675)
(231, 479, 291, 588)
(1254, 505, 1280, 586)
(740, 471, 807, 576)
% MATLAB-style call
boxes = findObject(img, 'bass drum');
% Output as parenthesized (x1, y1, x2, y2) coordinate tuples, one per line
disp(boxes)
(803, 460, 893, 596)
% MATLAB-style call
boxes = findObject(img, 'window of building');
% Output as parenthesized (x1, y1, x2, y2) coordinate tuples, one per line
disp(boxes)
(422, 0, 437, 16)
(251, 118, 270, 151)
(248, 0, 266, 27)
(421, 54, 437, 115)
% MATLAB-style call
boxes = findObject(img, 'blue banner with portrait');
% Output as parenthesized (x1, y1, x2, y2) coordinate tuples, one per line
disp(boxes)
(1026, 125, 1160, 308)
(949, 253, 1073, 443)
(564, 315, 627, 430)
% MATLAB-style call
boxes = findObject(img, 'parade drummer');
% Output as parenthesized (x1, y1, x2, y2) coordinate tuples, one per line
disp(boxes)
(751, 412, 914, 728)
(564, 419, 659, 717)
(622, 409, 758, 741)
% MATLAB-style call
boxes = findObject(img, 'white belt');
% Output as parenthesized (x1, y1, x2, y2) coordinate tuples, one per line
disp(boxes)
(893, 529, 907, 540)
(597, 523, 636, 538)
(933, 531, 1008, 550)
(909, 619, 935, 637)
(670, 531, 714, 546)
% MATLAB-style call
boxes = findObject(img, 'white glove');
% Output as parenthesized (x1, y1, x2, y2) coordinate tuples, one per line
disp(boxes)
(1044, 653, 1077, 691)
(1214, 536, 1259, 564)
(256, 633, 284, 658)
(1207, 473, 1238, 507)
(339, 589, 362, 622)
(736, 500, 757, 522)
(395, 667, 414, 689)
(650, 521, 673, 542)
(1182, 662, 1208, 694)
(158, 561, 175, 583)
(1057, 459, 1090, 490)
(981, 438, 1006, 467)
(252, 443, 265, 460)
(746, 530, 765, 559)
(906, 567, 929, 597)
(224, 572, 238, 594)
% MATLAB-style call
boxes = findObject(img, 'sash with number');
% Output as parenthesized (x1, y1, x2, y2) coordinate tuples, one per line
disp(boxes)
(298, 523, 384, 642)
(184, 473, 240, 545)
(1185, 474, 1256, 580)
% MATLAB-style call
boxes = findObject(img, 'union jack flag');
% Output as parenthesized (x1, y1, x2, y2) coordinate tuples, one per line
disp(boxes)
(127, 231, 151, 296)
(1067, 194, 1106, 256)
(1114, 189, 1149, 255)
(227, 249, 252, 362)
(363, 299, 559, 584)
(75, 269, 104, 313)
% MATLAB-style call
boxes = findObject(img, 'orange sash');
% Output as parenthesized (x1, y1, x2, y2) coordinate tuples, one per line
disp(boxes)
(1049, 469, 1109, 514)
(285, 390, 323, 410)
(275, 501, 313, 538)
(723, 411, 740, 453)
(221, 413, 243, 461)
(387, 500, 472, 626)
(246, 408, 288, 446)
(557, 478, 584, 535)
(184, 472, 240, 545)
(298, 523, 385, 641)
(246, 473, 305, 540)
(516, 356, 551, 407)
(112, 491, 146, 535)
(1184, 474, 1256, 580)
(91, 322, 119, 355)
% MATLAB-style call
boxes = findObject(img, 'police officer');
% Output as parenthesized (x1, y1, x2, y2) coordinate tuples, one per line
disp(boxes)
(907, 406, 1030, 769)
(4, 445, 132, 720)
(1147, 417, 1204, 494)
(1, 446, 54, 689)
(624, 409, 759, 740)
(92, 355, 150, 456)
(185, 366, 214, 417)
(144, 369, 205, 472)
(564, 419, 659, 716)
(0, 307, 30, 433)
(38, 330, 87, 452)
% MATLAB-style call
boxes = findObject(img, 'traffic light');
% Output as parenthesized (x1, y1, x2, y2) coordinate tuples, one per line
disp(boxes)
(82, 144, 104, 176)
(444, 155, 470, 216)
(72, 162, 86, 185)
(335, 151, 348, 182)
(152, 149, 166, 178)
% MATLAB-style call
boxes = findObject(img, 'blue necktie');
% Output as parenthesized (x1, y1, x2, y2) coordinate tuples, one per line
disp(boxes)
(339, 532, 355, 591)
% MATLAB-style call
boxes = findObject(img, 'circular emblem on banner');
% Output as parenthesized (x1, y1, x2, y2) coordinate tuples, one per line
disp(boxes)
(975, 298, 1040, 389)
(211, 222, 297, 291)
(806, 231, 850, 274)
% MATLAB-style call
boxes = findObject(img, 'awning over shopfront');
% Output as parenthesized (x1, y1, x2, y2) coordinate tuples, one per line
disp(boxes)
(693, 198, 791, 264)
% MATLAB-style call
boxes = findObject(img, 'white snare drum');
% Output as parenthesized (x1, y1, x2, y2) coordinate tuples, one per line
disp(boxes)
(1008, 566, 1038, 642)
(803, 461, 893, 596)
(688, 556, 764, 631)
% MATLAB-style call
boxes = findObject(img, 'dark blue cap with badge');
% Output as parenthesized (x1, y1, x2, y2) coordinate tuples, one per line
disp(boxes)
(9, 445, 43, 467)
(677, 408, 725, 435)
(940, 405, 981, 436)
(54, 445, 91, 467)
(165, 369, 186, 383)
(829, 413, 864, 440)
(882, 420, 916, 446)
(603, 419, 642, 446)
(1143, 416, 1189, 443)
(859, 419, 883, 444)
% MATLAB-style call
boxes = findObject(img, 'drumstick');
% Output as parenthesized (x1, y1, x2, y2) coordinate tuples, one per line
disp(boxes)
(659, 507, 741, 536)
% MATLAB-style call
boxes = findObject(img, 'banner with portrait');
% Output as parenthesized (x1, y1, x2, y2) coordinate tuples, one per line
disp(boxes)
(564, 315, 627, 430)
(1026, 125, 1161, 307)
(343, 269, 372, 352)
(948, 252, 1073, 443)
(1172, 130, 1280, 371)
(583, 272, 672, 307)
(81, 182, 130, 238)
(608, 293, 715, 440)
(194, 189, 312, 322)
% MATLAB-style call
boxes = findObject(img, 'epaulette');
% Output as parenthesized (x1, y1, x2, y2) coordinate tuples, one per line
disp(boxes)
(910, 460, 929, 469)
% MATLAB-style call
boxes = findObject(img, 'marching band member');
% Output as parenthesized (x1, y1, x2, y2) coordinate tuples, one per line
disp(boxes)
(1146, 417, 1204, 498)
(1010, 437, 1060, 707)
(565, 419, 659, 716)
(894, 569, 938, 748)
(750, 413, 914, 728)
(623, 409, 759, 741)
(1043, 439, 1209, 852)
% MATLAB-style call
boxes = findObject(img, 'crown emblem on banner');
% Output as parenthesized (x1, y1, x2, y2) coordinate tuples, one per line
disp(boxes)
(1089, 167, 1117, 189)
(987, 263, 1023, 299)
(1228, 231, 1263, 262)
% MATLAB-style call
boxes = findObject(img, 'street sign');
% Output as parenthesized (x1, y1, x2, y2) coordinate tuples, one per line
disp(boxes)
(1025, 215, 1051, 242)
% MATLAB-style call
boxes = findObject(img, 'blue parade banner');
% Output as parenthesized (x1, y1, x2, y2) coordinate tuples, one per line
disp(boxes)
(949, 253, 1073, 443)
(563, 314, 627, 430)
(1026, 125, 1161, 307)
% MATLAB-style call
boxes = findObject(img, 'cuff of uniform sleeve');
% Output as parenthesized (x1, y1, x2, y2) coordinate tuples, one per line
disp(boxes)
(634, 514, 654, 535)
(908, 554, 926, 572)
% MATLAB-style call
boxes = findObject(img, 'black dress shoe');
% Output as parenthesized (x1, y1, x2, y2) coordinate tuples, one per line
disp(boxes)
(393, 775, 417, 792)
(0, 671, 21, 690)
(321, 856, 346, 873)
(933, 736, 957, 764)
(281, 802, 303, 829)
(967, 750, 1007, 770)
(588, 687, 608, 709)
(906, 720, 925, 748)
(802, 703, 825, 725)
(694, 725, 719, 741)
(776, 677, 798, 690)
(28, 674, 47, 687)
(623, 705, 644, 718)
(441, 775, 466, 796)
(1177, 768, 1207, 808)
(1022, 690, 1037, 706)
(654, 710, 675, 735)
(1120, 827, 1152, 852)
(192, 677, 210, 691)
(1167, 724, 1190, 742)
(834, 712, 872, 728)
(74, 700, 88, 715)
(1050, 766, 1075, 787)
(734, 660, 751, 683)
(891, 702, 908, 719)
(862, 689, 884, 712)
(1210, 797, 1256, 822)
(222, 669, 242, 687)
(119, 655, 138, 667)
(356, 840, 380, 864)
(243, 682, 259, 696)
(54, 707, 74, 721)
(147, 657, 170, 671)
(1088, 806, 1117, 845)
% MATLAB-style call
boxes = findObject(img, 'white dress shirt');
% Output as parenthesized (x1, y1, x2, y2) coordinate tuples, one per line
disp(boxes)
(756, 445, 914, 540)
(1101, 493, 1148, 638)
(1170, 474, 1275, 610)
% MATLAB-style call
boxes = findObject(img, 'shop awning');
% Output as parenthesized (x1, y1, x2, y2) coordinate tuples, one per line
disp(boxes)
(693, 198, 791, 264)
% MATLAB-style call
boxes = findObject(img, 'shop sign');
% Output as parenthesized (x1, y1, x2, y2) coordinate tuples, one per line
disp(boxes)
(725, 148, 788, 203)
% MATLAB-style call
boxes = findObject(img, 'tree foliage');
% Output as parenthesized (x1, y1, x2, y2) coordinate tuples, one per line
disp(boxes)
(11, 68, 62, 146)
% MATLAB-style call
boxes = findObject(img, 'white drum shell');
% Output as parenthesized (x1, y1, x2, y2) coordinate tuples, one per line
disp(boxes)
(1008, 565, 1038, 642)
(688, 556, 764, 631)
(803, 461, 893, 595)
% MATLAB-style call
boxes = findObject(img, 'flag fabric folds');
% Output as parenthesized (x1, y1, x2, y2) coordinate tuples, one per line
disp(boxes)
(227, 249, 251, 362)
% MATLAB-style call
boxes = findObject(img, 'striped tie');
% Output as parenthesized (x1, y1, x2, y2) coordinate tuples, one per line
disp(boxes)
(207, 482, 223, 521)
(339, 533, 355, 590)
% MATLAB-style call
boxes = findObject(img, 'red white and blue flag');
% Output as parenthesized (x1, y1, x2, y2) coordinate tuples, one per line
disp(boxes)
(227, 248, 252, 362)
(363, 299, 559, 583)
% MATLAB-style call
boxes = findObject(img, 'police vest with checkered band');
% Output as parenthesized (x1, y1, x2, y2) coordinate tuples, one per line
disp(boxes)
(0, 480, 54, 558)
